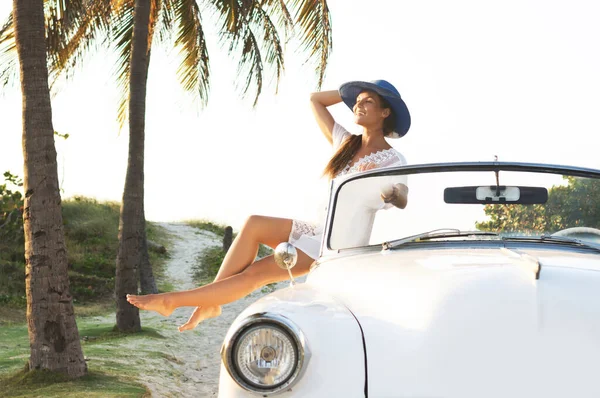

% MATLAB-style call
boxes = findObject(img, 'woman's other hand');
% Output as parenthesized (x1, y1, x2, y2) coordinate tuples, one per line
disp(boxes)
(381, 183, 408, 209)
(357, 161, 378, 172)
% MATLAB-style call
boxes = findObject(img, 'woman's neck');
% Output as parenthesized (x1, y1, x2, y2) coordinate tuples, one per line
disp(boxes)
(361, 127, 389, 149)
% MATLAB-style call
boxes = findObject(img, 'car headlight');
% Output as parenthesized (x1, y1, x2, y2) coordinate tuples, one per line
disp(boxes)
(221, 313, 310, 395)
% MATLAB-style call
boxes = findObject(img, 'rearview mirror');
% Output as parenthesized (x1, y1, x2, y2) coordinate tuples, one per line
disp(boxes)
(444, 186, 548, 204)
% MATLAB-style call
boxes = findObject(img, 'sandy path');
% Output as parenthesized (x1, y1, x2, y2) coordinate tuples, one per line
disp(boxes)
(123, 222, 286, 397)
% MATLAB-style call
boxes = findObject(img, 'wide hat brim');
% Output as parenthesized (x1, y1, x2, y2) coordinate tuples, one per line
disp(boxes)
(339, 80, 411, 138)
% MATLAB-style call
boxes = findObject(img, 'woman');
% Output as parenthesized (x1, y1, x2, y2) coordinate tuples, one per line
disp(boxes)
(127, 79, 411, 331)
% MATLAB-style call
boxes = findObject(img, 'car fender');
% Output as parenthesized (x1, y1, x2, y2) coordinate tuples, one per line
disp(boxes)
(218, 284, 366, 398)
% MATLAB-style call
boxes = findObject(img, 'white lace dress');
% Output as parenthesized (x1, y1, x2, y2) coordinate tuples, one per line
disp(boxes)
(289, 123, 408, 259)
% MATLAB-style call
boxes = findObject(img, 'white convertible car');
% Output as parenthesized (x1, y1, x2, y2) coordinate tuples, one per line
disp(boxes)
(218, 162, 600, 398)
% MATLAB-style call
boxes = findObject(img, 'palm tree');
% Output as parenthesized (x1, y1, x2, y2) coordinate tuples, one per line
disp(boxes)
(2, 0, 332, 332)
(10, 0, 86, 377)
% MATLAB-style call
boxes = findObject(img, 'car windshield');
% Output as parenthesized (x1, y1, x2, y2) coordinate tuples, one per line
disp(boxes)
(326, 164, 600, 251)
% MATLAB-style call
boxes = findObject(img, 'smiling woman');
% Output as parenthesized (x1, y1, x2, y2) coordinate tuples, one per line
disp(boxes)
(126, 79, 414, 332)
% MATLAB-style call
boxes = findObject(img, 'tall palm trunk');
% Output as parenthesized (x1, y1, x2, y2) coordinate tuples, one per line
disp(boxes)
(13, 0, 86, 377)
(115, 0, 153, 332)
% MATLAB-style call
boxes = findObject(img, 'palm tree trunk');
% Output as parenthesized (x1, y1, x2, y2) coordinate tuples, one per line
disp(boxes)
(13, 0, 86, 377)
(115, 0, 153, 332)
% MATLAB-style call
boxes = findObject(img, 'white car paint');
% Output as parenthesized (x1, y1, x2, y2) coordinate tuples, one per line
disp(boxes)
(310, 247, 600, 398)
(220, 246, 600, 397)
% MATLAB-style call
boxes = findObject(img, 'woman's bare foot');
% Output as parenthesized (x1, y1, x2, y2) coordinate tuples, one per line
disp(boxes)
(126, 293, 174, 317)
(178, 306, 222, 332)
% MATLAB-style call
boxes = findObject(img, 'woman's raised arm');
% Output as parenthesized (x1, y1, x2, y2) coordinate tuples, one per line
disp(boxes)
(309, 90, 343, 145)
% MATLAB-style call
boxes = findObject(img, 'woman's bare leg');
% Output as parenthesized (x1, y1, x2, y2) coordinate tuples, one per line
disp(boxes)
(126, 249, 313, 315)
(215, 215, 294, 280)
(177, 216, 294, 330)
(126, 216, 297, 321)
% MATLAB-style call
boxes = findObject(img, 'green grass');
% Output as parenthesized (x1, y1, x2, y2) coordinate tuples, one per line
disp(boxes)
(1, 196, 172, 310)
(157, 280, 175, 293)
(62, 197, 122, 282)
(146, 222, 175, 293)
(0, 263, 25, 298)
(79, 325, 166, 378)
(0, 323, 29, 375)
(186, 219, 229, 285)
(74, 301, 118, 318)
(1, 368, 149, 397)
(78, 324, 165, 343)
(0, 305, 26, 325)
(63, 197, 172, 293)
(0, 300, 122, 328)
(192, 245, 227, 284)
(185, 219, 230, 236)
(146, 221, 174, 288)
(0, 319, 167, 397)
(0, 321, 165, 379)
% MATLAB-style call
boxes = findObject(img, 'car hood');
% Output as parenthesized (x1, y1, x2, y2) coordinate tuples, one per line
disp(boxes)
(307, 247, 600, 398)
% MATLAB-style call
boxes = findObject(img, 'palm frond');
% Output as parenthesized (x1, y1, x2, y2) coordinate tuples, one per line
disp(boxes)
(237, 26, 263, 107)
(261, 0, 293, 42)
(46, 0, 89, 31)
(173, 0, 210, 106)
(250, 5, 284, 93)
(0, 13, 14, 45)
(222, 0, 248, 33)
(212, 1, 292, 104)
(0, 1, 115, 90)
(211, 0, 253, 52)
(288, 0, 332, 88)
(111, 0, 135, 129)
(157, 0, 177, 44)
(0, 13, 18, 88)
(147, 0, 162, 51)
(46, 0, 113, 87)
(45, 0, 86, 44)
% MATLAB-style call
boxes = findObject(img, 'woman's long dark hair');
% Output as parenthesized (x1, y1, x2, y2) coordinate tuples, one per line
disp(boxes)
(323, 93, 396, 179)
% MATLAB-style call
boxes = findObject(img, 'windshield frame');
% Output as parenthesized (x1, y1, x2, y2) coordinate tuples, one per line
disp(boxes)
(321, 161, 600, 258)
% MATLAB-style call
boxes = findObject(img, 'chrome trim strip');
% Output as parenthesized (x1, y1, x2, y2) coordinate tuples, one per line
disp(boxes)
(221, 312, 311, 396)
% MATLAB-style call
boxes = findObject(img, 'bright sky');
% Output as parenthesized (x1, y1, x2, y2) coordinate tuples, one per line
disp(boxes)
(2, 0, 600, 230)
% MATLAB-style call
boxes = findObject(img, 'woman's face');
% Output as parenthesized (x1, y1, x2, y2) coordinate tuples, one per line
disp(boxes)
(353, 90, 391, 129)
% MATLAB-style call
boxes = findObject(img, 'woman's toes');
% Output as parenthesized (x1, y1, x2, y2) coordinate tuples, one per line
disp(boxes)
(178, 323, 193, 332)
(126, 294, 137, 303)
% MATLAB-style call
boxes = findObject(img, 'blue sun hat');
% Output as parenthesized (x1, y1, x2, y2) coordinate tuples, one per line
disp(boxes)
(339, 79, 411, 138)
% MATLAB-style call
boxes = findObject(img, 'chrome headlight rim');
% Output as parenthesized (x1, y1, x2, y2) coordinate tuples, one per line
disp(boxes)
(221, 312, 311, 395)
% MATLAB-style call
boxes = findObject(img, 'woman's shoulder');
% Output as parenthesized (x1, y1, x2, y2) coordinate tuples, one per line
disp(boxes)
(332, 122, 352, 136)
(332, 122, 352, 150)
(391, 148, 407, 165)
